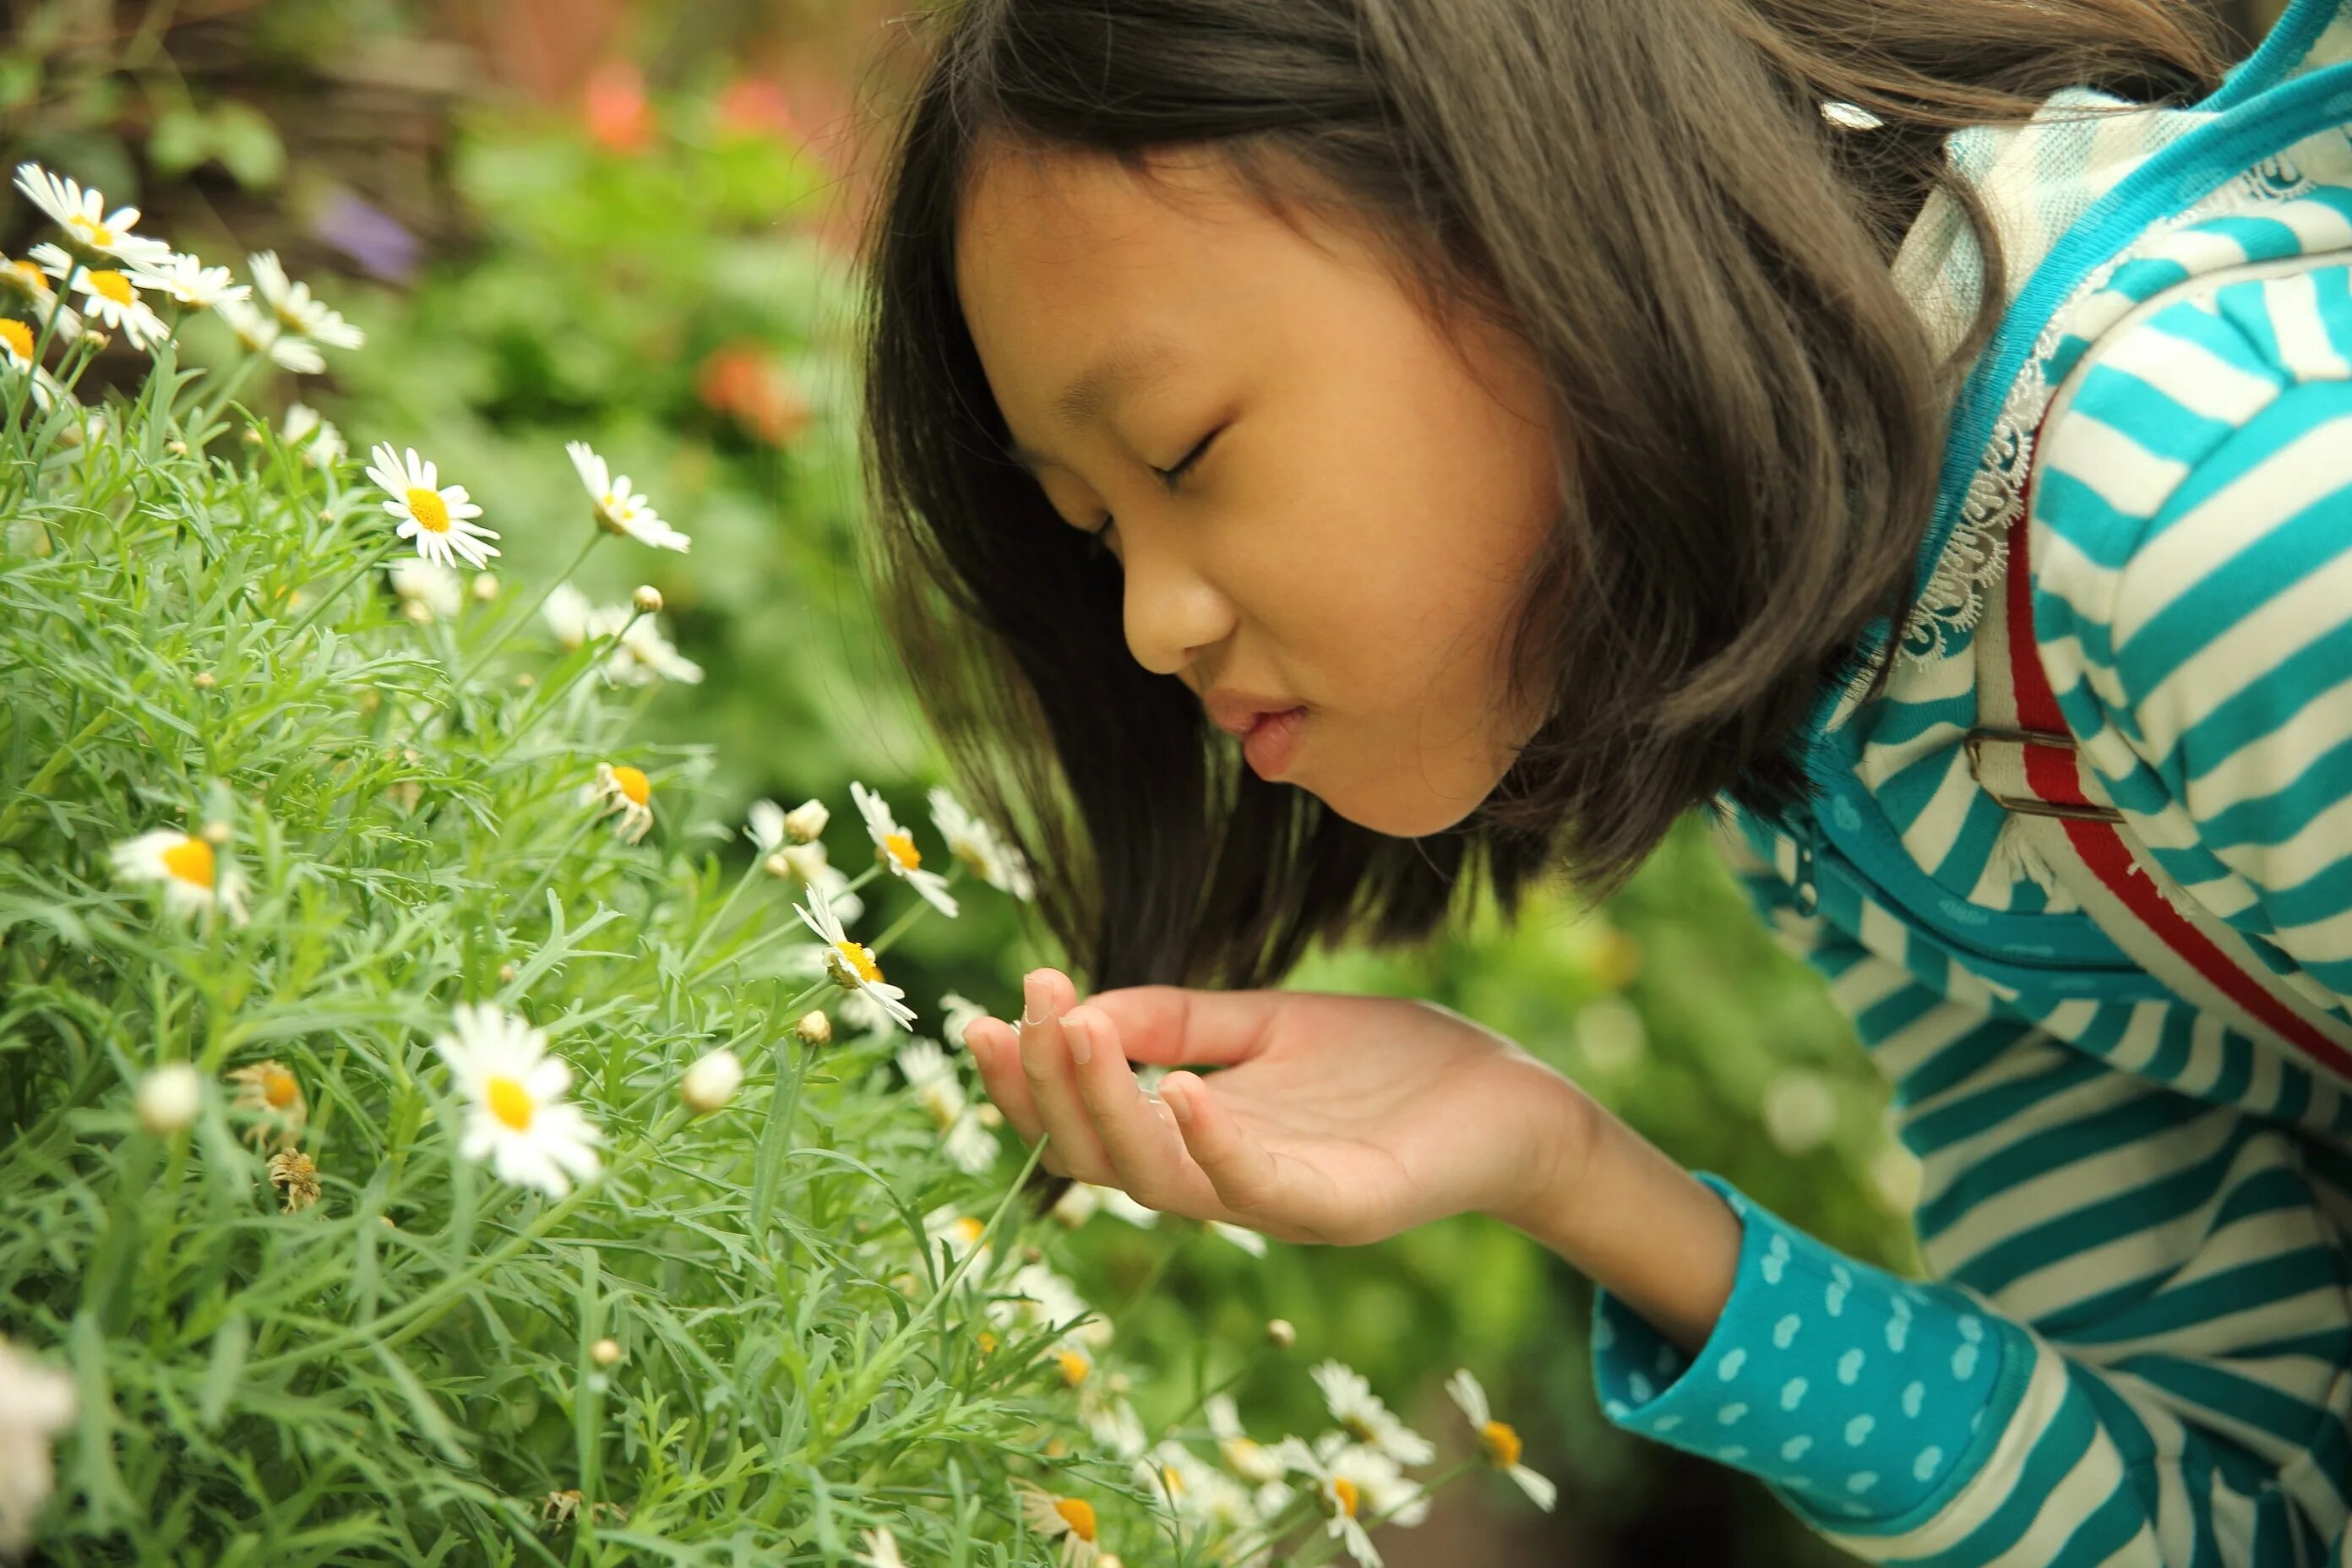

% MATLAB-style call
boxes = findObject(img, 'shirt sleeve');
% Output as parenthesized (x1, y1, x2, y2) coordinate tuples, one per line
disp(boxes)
(2029, 263, 2352, 1012)
(1592, 822, 2352, 1565)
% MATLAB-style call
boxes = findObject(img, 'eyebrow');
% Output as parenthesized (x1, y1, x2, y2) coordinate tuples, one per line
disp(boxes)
(1002, 334, 1181, 473)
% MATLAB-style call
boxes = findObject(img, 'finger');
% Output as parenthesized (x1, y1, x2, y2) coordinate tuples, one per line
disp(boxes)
(962, 1018, 1044, 1146)
(1084, 985, 1275, 1068)
(1158, 1069, 1283, 1216)
(1065, 1004, 1215, 1214)
(1015, 968, 1115, 1182)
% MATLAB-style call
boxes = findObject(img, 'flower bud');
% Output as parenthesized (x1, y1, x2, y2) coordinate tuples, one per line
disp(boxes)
(1263, 1318, 1296, 1350)
(781, 798, 828, 843)
(84, 328, 109, 349)
(772, 842, 829, 885)
(137, 1063, 202, 1134)
(760, 851, 794, 881)
(166, 438, 189, 455)
(381, 1213, 397, 1228)
(402, 600, 433, 625)
(498, 962, 518, 983)
(793, 1010, 831, 1047)
(976, 1102, 1004, 1130)
(471, 573, 499, 602)
(590, 1337, 621, 1367)
(632, 584, 662, 614)
(192, 670, 215, 689)
(201, 820, 232, 847)
(681, 1048, 744, 1113)
(242, 427, 264, 445)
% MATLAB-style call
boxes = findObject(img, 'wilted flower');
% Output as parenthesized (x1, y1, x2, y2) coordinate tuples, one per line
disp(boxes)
(0, 1334, 79, 1558)
(794, 879, 914, 1030)
(247, 251, 363, 348)
(850, 781, 958, 917)
(266, 1148, 322, 1213)
(928, 787, 1036, 901)
(388, 558, 461, 622)
(680, 1048, 744, 1113)
(282, 402, 346, 469)
(1444, 1369, 1555, 1511)
(566, 441, 689, 551)
(216, 296, 325, 373)
(1309, 1361, 1434, 1466)
(111, 827, 249, 924)
(1014, 1481, 1101, 1568)
(136, 1062, 202, 1135)
(433, 1003, 602, 1198)
(226, 1059, 308, 1152)
(367, 444, 499, 571)
(580, 762, 656, 844)
(14, 162, 172, 264)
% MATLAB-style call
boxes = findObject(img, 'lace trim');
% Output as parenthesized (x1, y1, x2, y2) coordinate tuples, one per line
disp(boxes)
(1837, 153, 2320, 720)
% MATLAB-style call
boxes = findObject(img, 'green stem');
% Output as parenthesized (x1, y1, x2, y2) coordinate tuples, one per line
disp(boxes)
(677, 858, 762, 972)
(457, 529, 602, 688)
(285, 536, 400, 640)
(0, 707, 117, 843)
(493, 612, 643, 753)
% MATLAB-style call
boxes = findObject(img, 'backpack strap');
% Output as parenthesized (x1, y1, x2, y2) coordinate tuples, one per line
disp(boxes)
(1967, 357, 2352, 1086)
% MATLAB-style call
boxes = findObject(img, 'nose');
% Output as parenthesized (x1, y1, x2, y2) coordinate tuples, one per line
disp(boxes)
(1119, 527, 1235, 681)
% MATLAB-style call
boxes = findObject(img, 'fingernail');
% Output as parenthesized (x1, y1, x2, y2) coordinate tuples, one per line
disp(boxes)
(1063, 1011, 1092, 1065)
(1022, 970, 1048, 1024)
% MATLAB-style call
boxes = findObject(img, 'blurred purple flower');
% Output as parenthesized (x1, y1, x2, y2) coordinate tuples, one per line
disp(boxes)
(309, 188, 420, 284)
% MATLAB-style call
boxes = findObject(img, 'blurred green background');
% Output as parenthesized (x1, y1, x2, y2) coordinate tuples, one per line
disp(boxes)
(0, 1, 2284, 1560)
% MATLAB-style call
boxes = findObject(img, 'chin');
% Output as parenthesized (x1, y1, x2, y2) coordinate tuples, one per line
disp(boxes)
(1310, 779, 1489, 839)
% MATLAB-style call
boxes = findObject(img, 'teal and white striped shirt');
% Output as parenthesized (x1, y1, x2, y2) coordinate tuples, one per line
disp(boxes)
(1588, 3, 2352, 1561)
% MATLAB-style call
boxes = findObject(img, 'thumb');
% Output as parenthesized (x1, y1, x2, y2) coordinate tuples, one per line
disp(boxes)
(1161, 1070, 1282, 1216)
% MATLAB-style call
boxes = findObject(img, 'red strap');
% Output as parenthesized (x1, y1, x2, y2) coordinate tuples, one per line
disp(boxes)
(2006, 461, 2352, 1082)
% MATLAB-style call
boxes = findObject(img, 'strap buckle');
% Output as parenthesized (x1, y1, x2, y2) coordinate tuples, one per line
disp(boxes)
(1963, 727, 2126, 824)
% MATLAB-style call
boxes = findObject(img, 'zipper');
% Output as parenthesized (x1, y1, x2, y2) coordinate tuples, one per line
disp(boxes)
(1777, 799, 2179, 1002)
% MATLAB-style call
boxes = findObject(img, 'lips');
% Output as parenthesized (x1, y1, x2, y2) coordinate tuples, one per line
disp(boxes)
(1241, 706, 1308, 780)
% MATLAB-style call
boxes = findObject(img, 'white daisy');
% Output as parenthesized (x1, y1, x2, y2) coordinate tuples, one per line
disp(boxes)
(990, 1259, 1110, 1349)
(580, 762, 655, 844)
(793, 879, 915, 1031)
(1013, 1482, 1101, 1568)
(1268, 1435, 1386, 1568)
(746, 798, 790, 853)
(0, 1334, 79, 1560)
(282, 402, 346, 469)
(1083, 1389, 1151, 1459)
(13, 163, 172, 264)
(542, 583, 596, 650)
(603, 614, 703, 686)
(768, 838, 864, 923)
(566, 441, 689, 551)
(921, 1201, 995, 1273)
(1210, 1221, 1269, 1256)
(32, 245, 167, 351)
(849, 781, 958, 917)
(0, 319, 70, 410)
(216, 296, 325, 373)
(855, 1526, 906, 1568)
(1309, 1361, 1435, 1466)
(0, 256, 82, 340)
(927, 787, 1036, 901)
(247, 251, 363, 348)
(937, 992, 989, 1050)
(897, 1038, 999, 1174)
(1445, 1368, 1556, 1511)
(388, 558, 461, 621)
(432, 1002, 602, 1198)
(111, 827, 249, 924)
(130, 251, 249, 310)
(1205, 1393, 1290, 1484)
(1136, 1439, 1260, 1532)
(366, 443, 499, 571)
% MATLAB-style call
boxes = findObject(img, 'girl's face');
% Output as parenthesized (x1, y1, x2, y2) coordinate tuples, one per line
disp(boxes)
(955, 144, 1561, 836)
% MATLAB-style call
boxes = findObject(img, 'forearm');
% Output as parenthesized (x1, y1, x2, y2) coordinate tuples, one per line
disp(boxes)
(1492, 1088, 1741, 1355)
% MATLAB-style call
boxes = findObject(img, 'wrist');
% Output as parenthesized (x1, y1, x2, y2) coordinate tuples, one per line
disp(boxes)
(1495, 1086, 1742, 1358)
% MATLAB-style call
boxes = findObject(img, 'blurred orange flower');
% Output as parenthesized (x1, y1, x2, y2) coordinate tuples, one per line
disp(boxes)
(696, 344, 813, 447)
(584, 60, 655, 154)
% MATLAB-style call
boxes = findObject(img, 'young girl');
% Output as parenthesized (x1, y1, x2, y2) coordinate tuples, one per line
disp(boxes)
(857, 0, 2352, 1560)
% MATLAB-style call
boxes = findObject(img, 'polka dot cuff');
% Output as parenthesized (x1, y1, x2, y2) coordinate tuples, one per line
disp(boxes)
(1590, 1173, 2020, 1523)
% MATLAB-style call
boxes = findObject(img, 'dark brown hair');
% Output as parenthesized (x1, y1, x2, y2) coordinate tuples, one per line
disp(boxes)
(857, 0, 2228, 994)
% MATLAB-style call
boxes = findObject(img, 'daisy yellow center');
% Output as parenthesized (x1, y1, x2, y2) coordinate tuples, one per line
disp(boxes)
(1161, 1463, 1185, 1494)
(263, 1068, 301, 1109)
(1053, 1498, 1097, 1542)
(406, 487, 451, 534)
(72, 216, 115, 248)
(486, 1075, 535, 1131)
(7, 260, 44, 292)
(85, 270, 133, 305)
(976, 1330, 998, 1353)
(833, 939, 882, 983)
(1331, 1477, 1361, 1519)
(610, 765, 651, 807)
(0, 319, 31, 362)
(952, 1216, 985, 1245)
(159, 836, 215, 888)
(879, 831, 920, 872)
(1481, 1418, 1522, 1467)
(1055, 1349, 1090, 1386)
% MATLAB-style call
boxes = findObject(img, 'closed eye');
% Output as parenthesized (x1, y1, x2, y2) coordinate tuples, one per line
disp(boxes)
(1086, 427, 1222, 561)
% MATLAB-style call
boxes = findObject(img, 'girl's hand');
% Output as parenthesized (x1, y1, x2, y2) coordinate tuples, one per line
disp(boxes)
(960, 970, 1596, 1247)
